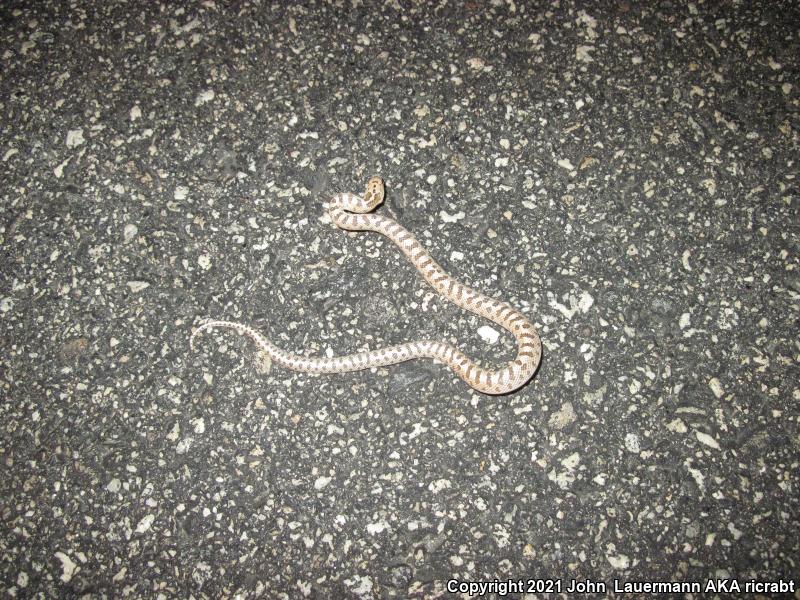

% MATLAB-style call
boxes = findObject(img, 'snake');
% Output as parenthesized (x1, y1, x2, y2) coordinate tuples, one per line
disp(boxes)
(190, 177, 541, 394)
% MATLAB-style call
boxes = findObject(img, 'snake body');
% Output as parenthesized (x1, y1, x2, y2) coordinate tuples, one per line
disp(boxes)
(190, 177, 541, 394)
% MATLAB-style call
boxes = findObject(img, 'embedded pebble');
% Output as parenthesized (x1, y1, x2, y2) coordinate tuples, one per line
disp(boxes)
(123, 223, 138, 243)
(477, 325, 500, 344)
(695, 431, 721, 450)
(449, 251, 464, 261)
(195, 89, 215, 106)
(135, 514, 154, 534)
(65, 129, 84, 148)
(440, 210, 465, 223)
(54, 552, 77, 582)
(314, 476, 332, 490)
(709, 377, 724, 398)
(548, 402, 576, 430)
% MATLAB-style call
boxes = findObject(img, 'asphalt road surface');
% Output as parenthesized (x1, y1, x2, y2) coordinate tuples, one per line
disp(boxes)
(1, 1, 798, 597)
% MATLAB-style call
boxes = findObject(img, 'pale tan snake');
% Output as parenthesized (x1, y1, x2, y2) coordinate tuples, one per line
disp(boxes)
(190, 177, 541, 394)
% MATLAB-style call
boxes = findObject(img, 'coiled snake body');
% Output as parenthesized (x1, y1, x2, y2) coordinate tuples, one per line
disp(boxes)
(190, 177, 541, 394)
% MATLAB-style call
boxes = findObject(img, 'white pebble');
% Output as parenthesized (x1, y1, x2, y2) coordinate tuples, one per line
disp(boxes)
(314, 476, 332, 490)
(606, 553, 630, 569)
(466, 57, 485, 70)
(65, 128, 85, 148)
(175, 437, 193, 455)
(557, 158, 575, 170)
(681, 249, 692, 271)
(695, 431, 721, 450)
(54, 552, 78, 582)
(428, 478, 452, 493)
(440, 210, 465, 223)
(195, 89, 215, 106)
(123, 223, 138, 243)
(366, 521, 389, 534)
(477, 325, 500, 344)
(561, 452, 580, 469)
(624, 433, 640, 453)
(135, 514, 154, 534)
(578, 291, 594, 313)
(191, 417, 205, 434)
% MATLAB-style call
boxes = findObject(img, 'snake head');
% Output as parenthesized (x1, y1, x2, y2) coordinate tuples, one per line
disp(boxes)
(363, 176, 385, 209)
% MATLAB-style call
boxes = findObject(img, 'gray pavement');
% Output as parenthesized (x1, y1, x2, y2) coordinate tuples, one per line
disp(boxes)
(1, 1, 798, 598)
